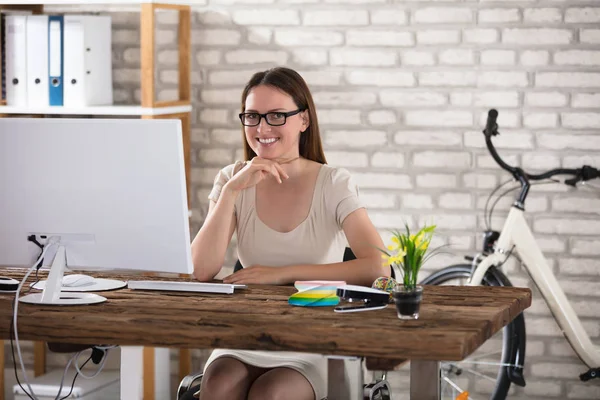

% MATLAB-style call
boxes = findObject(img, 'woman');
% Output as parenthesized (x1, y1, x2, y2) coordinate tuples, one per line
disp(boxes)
(189, 67, 387, 400)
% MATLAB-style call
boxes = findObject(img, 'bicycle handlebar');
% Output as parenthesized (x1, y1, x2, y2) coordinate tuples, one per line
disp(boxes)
(483, 109, 600, 187)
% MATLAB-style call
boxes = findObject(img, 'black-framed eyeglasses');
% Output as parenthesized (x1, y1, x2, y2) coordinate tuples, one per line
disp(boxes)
(238, 109, 305, 127)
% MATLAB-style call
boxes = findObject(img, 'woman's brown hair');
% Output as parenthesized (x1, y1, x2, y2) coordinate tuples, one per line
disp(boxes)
(240, 67, 327, 164)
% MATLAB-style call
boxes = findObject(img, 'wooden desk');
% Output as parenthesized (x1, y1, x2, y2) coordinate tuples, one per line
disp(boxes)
(0, 270, 531, 400)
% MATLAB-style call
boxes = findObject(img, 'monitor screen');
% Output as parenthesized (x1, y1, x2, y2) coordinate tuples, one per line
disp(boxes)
(0, 118, 193, 304)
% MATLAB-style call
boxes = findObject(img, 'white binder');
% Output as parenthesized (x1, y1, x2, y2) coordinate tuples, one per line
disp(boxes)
(63, 15, 113, 107)
(5, 15, 28, 106)
(26, 15, 49, 107)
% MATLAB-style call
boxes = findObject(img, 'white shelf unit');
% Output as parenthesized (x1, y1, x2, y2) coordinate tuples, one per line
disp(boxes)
(0, 0, 192, 4)
(0, 0, 192, 193)
(0, 3, 194, 400)
(0, 104, 193, 116)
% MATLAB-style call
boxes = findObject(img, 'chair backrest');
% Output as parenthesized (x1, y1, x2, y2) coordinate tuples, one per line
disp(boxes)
(234, 247, 357, 273)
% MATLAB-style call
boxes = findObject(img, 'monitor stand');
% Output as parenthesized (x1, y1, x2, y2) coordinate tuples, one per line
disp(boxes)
(30, 278, 127, 292)
(20, 246, 107, 305)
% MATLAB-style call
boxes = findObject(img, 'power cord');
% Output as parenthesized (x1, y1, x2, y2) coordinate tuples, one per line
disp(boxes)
(56, 346, 114, 399)
(58, 355, 92, 400)
(74, 347, 110, 379)
(12, 239, 57, 400)
(52, 352, 77, 400)
(10, 298, 35, 400)
(25, 235, 45, 294)
(26, 235, 45, 269)
(12, 238, 117, 400)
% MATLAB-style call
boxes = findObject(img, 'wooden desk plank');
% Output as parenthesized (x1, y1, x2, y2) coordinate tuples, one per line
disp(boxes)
(0, 270, 531, 364)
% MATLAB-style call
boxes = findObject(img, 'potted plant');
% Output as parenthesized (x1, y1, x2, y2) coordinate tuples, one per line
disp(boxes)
(380, 223, 438, 320)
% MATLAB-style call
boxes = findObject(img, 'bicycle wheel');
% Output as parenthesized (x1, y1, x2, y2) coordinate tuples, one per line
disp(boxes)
(422, 264, 523, 400)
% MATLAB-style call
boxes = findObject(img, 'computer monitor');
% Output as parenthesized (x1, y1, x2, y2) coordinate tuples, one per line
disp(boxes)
(0, 118, 193, 305)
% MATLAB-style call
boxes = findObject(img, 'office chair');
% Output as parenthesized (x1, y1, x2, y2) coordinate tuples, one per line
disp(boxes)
(177, 247, 393, 400)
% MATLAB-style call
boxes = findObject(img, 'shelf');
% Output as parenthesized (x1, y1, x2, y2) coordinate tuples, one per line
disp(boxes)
(0, 1, 192, 5)
(0, 104, 192, 116)
(0, 1, 193, 13)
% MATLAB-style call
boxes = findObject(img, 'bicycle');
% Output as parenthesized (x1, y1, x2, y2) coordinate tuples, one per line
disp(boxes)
(421, 109, 600, 400)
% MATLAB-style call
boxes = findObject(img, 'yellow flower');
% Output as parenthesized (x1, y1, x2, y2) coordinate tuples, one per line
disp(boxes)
(411, 232, 428, 249)
(380, 223, 437, 290)
(381, 247, 406, 267)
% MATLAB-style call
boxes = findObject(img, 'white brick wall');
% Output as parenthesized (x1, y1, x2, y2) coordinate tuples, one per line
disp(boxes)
(232, 9, 299, 25)
(330, 48, 397, 66)
(524, 8, 562, 24)
(503, 28, 573, 45)
(14, 2, 596, 400)
(275, 30, 343, 46)
(304, 10, 368, 26)
(481, 49, 516, 66)
(413, 7, 473, 24)
(521, 49, 550, 66)
(479, 8, 520, 24)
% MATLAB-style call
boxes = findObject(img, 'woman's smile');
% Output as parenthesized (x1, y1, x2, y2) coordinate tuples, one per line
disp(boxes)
(256, 137, 280, 146)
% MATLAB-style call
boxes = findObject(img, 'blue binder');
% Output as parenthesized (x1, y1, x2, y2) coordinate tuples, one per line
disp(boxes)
(48, 15, 63, 106)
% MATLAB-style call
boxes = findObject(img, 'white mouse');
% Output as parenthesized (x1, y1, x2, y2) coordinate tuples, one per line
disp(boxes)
(62, 274, 95, 287)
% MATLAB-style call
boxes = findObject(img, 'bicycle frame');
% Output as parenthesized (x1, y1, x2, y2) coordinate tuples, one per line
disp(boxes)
(468, 206, 600, 368)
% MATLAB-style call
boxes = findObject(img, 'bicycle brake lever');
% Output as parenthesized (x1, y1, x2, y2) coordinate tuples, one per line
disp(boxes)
(564, 176, 579, 187)
(565, 166, 599, 187)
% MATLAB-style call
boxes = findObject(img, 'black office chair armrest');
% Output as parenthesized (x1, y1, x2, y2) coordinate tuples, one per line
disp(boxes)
(234, 259, 243, 272)
(177, 372, 203, 400)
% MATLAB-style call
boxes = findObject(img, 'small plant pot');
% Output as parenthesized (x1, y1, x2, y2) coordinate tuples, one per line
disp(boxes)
(392, 285, 423, 320)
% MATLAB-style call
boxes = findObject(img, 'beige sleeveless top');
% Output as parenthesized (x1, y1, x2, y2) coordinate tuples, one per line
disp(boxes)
(204, 160, 364, 400)
(208, 160, 363, 268)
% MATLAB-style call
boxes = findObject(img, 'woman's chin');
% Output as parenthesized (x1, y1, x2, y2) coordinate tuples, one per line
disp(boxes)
(254, 148, 280, 159)
(253, 145, 297, 161)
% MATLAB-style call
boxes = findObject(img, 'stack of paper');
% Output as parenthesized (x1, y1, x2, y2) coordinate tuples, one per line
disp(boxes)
(288, 280, 346, 307)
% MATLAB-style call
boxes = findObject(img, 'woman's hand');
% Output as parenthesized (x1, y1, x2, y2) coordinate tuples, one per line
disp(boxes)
(224, 157, 290, 194)
(223, 265, 289, 285)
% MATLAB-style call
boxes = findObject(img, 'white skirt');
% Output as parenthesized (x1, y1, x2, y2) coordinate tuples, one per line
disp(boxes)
(204, 349, 327, 400)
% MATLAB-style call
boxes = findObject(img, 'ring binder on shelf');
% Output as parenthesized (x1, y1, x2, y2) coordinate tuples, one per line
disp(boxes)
(26, 14, 49, 107)
(64, 15, 112, 107)
(48, 15, 63, 106)
(5, 15, 28, 106)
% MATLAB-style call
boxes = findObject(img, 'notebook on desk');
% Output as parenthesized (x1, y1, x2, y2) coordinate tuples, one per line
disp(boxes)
(127, 280, 247, 294)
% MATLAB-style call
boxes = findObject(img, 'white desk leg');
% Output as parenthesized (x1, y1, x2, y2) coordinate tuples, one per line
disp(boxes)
(410, 360, 440, 400)
(120, 346, 171, 400)
(1, 340, 4, 400)
(327, 357, 364, 400)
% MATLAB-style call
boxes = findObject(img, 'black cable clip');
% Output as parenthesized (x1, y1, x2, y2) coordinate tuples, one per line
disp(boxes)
(579, 367, 600, 382)
(91, 347, 105, 364)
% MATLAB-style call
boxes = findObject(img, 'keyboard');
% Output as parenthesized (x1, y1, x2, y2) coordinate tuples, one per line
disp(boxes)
(127, 280, 247, 294)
